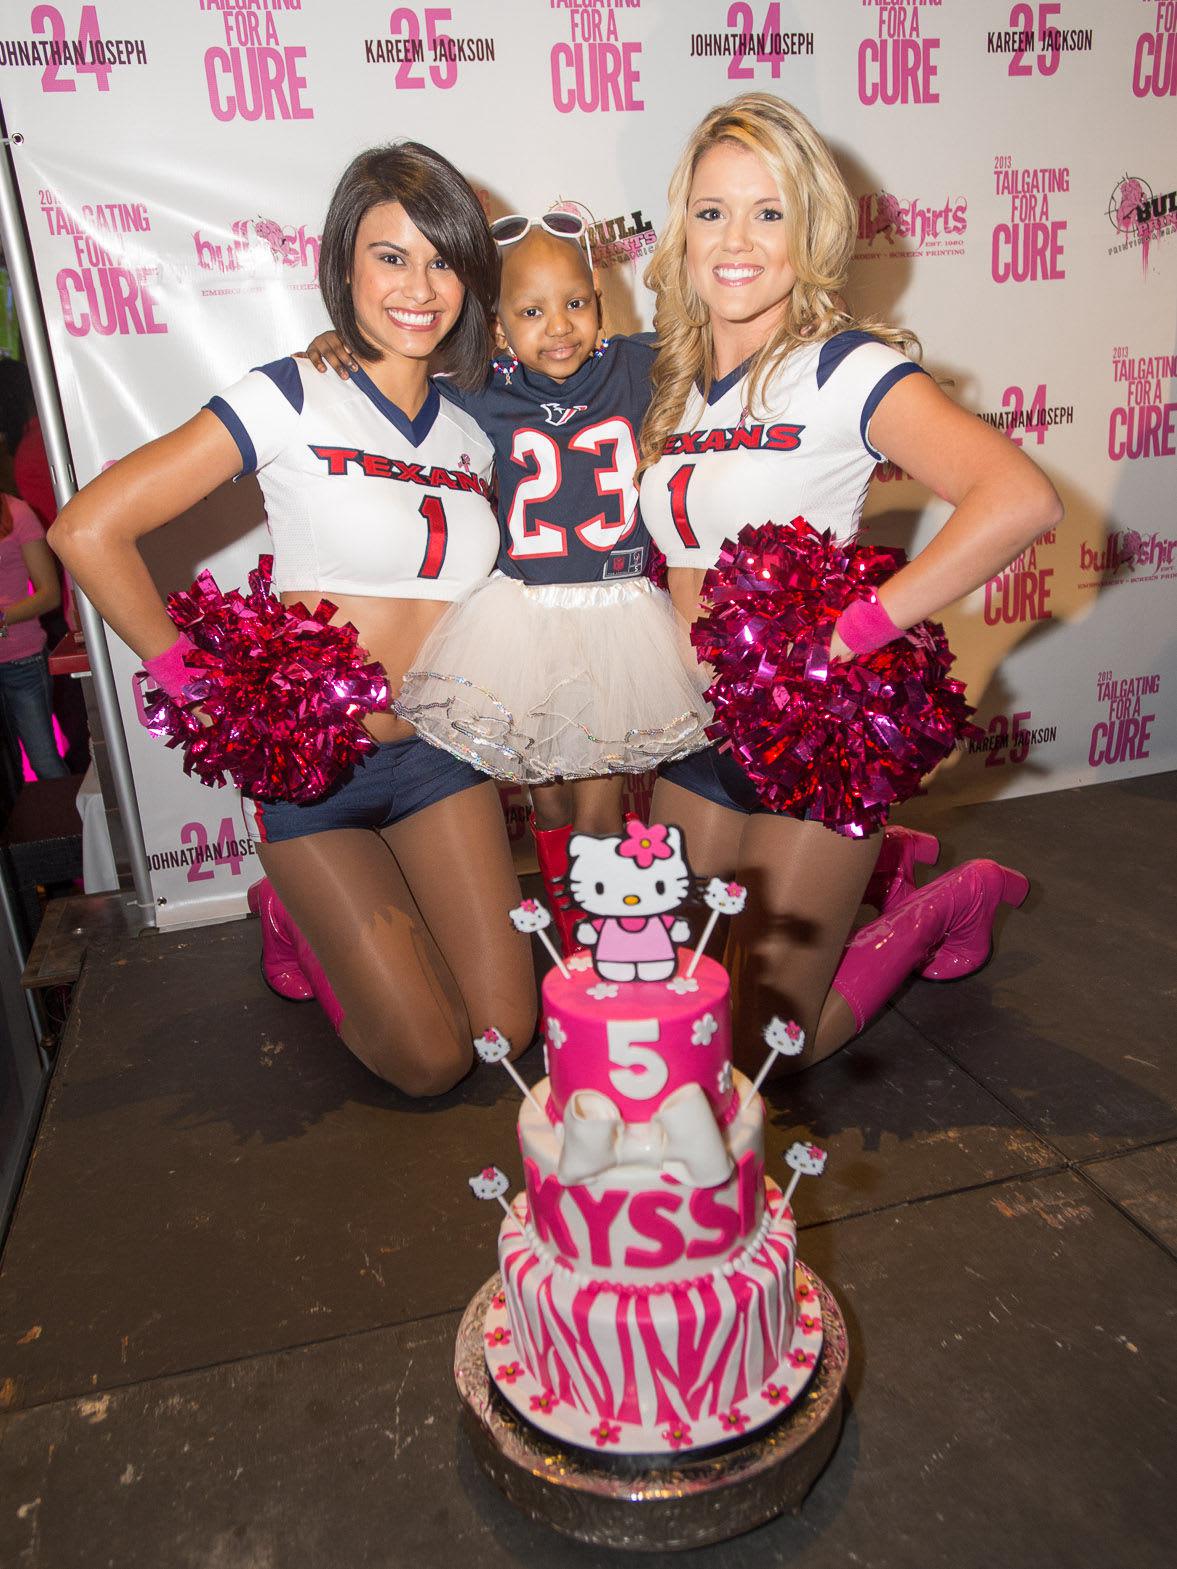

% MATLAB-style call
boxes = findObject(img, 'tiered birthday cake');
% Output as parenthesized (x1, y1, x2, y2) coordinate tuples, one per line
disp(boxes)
(471, 821, 826, 1456)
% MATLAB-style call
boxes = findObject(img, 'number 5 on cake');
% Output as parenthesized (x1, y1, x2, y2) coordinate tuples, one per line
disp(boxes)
(605, 1018, 667, 1101)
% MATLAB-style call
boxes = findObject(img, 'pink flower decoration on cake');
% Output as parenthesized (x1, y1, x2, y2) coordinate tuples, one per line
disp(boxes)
(590, 1420, 622, 1448)
(763, 1383, 793, 1407)
(495, 1362, 523, 1384)
(787, 1347, 817, 1370)
(718, 1407, 750, 1434)
(491, 1291, 506, 1310)
(529, 1389, 560, 1414)
(485, 1325, 511, 1347)
(618, 821, 673, 869)
(796, 1280, 816, 1303)
(661, 1420, 694, 1450)
(799, 1314, 822, 1335)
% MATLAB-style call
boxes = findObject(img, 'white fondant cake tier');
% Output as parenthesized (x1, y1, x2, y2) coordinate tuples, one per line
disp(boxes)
(495, 1178, 802, 1442)
(519, 1071, 766, 1282)
(542, 951, 735, 1126)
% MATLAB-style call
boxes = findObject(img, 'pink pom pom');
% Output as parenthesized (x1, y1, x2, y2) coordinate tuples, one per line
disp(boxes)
(137, 556, 389, 803)
(691, 518, 980, 837)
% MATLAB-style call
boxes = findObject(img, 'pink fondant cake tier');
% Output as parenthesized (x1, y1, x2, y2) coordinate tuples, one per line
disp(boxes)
(495, 1177, 802, 1440)
(542, 950, 735, 1125)
(518, 1072, 766, 1282)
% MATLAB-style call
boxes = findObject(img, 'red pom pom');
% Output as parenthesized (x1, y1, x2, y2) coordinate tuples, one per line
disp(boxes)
(646, 542, 668, 592)
(137, 556, 389, 803)
(691, 518, 979, 837)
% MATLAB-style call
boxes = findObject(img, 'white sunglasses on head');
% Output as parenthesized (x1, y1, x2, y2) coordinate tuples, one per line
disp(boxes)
(490, 210, 594, 271)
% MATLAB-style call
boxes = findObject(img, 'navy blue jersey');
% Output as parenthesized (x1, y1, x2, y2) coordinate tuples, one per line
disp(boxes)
(438, 335, 655, 585)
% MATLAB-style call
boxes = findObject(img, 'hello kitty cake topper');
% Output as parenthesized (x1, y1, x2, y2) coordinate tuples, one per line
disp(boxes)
(569, 821, 693, 983)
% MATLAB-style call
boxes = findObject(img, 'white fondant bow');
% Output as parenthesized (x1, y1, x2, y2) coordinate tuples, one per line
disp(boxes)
(558, 1083, 732, 1188)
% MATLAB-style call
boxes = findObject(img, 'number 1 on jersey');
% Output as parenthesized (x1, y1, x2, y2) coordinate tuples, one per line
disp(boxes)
(667, 464, 700, 549)
(417, 495, 448, 578)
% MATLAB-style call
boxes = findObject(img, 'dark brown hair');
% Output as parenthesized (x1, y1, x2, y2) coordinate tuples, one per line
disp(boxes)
(319, 142, 498, 391)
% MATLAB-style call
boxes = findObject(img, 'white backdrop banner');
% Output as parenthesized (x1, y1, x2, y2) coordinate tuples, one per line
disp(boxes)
(1, 0, 1174, 924)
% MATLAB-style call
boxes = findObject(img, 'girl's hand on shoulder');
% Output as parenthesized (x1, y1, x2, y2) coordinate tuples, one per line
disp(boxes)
(301, 331, 358, 378)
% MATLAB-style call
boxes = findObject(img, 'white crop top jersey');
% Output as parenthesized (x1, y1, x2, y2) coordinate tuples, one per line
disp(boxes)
(639, 331, 925, 570)
(206, 357, 499, 599)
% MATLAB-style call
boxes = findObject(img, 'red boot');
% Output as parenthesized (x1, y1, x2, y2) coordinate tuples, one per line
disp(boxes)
(530, 817, 583, 957)
(863, 826, 940, 914)
(246, 878, 344, 1031)
(831, 860, 1030, 1032)
(247, 878, 313, 1001)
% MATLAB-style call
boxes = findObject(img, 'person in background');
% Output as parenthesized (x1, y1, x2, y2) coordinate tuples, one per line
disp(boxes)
(0, 359, 89, 773)
(0, 490, 69, 781)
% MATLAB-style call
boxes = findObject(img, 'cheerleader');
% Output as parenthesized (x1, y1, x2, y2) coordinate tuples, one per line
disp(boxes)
(307, 216, 711, 952)
(636, 94, 1062, 1073)
(49, 143, 536, 1096)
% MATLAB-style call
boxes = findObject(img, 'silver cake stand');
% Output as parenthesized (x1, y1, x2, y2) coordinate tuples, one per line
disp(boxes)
(453, 1267, 848, 1551)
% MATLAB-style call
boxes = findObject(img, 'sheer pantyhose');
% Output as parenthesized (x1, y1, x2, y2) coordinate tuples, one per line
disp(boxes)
(530, 774, 626, 836)
(652, 778, 881, 1075)
(258, 782, 537, 1096)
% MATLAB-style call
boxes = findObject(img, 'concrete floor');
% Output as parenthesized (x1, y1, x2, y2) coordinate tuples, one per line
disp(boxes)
(0, 773, 1174, 1567)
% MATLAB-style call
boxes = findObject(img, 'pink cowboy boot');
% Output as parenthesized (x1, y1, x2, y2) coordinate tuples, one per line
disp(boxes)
(247, 878, 313, 1001)
(862, 826, 940, 914)
(246, 878, 344, 1031)
(831, 859, 1030, 1032)
(531, 816, 584, 957)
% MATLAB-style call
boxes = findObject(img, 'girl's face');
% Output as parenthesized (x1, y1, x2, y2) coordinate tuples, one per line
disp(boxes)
(685, 141, 797, 355)
(496, 235, 600, 382)
(350, 201, 466, 366)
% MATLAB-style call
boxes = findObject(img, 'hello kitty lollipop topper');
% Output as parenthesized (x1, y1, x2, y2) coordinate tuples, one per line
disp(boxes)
(568, 821, 693, 984)
(742, 1017, 807, 1109)
(474, 1027, 545, 1117)
(468, 1165, 513, 1218)
(509, 897, 569, 979)
(782, 1141, 828, 1208)
(686, 877, 749, 979)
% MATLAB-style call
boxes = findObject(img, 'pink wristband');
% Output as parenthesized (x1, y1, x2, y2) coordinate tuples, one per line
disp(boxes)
(143, 633, 200, 701)
(834, 594, 905, 657)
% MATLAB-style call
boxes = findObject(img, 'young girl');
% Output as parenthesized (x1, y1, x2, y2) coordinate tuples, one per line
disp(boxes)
(638, 93, 1061, 1074)
(50, 143, 536, 1096)
(308, 216, 710, 951)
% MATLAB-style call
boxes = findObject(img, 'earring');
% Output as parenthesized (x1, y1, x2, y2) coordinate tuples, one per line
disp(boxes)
(496, 348, 520, 385)
(591, 335, 612, 361)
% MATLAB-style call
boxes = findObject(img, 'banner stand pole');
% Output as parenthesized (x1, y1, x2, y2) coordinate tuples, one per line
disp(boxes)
(0, 119, 156, 929)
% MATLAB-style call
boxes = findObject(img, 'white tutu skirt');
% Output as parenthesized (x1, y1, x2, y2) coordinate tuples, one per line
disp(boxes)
(394, 573, 712, 783)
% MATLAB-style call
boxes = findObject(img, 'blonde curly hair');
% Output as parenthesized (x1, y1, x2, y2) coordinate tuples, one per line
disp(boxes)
(638, 93, 918, 475)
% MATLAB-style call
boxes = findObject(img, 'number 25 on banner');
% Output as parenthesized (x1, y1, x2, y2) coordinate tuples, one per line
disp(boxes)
(390, 7, 457, 91)
(32, 5, 114, 92)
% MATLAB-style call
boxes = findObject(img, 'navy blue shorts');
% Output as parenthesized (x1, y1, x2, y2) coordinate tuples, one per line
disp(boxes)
(660, 743, 764, 815)
(660, 744, 842, 825)
(253, 737, 486, 845)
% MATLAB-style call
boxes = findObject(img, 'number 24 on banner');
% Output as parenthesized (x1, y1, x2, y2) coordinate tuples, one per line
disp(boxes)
(32, 5, 114, 92)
